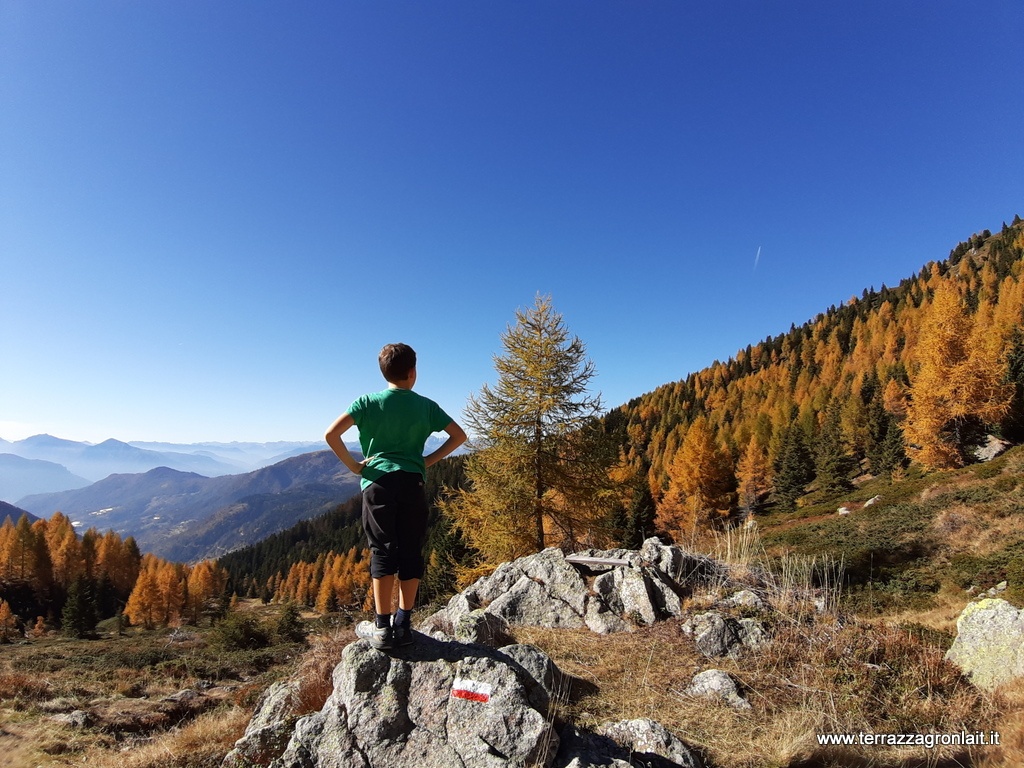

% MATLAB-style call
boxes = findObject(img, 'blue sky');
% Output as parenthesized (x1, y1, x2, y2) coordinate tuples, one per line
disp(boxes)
(2, 1, 1022, 444)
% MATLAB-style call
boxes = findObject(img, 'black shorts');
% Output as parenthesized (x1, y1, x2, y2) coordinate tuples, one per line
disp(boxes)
(361, 470, 429, 580)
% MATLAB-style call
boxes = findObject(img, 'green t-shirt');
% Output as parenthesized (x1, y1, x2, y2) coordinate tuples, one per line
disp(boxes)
(346, 387, 453, 489)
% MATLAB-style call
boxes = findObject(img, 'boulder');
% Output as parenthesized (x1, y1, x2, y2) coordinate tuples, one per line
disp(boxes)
(973, 435, 1011, 462)
(517, 548, 590, 616)
(945, 598, 1024, 690)
(224, 681, 299, 767)
(271, 634, 560, 768)
(593, 568, 658, 626)
(497, 643, 563, 713)
(50, 710, 90, 729)
(584, 597, 633, 635)
(722, 590, 765, 611)
(555, 718, 702, 767)
(472, 561, 529, 605)
(646, 568, 685, 617)
(736, 618, 770, 650)
(639, 538, 723, 587)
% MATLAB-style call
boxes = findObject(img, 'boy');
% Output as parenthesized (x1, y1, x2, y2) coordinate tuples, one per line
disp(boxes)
(325, 343, 466, 649)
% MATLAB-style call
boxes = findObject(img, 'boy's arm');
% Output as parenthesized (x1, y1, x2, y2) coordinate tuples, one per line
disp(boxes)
(424, 421, 467, 469)
(324, 413, 366, 476)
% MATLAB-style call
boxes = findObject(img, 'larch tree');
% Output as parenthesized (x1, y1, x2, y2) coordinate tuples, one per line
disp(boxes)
(0, 599, 15, 642)
(905, 284, 1012, 468)
(156, 562, 185, 626)
(656, 416, 734, 540)
(444, 294, 614, 567)
(44, 513, 84, 589)
(736, 433, 771, 516)
(125, 567, 161, 629)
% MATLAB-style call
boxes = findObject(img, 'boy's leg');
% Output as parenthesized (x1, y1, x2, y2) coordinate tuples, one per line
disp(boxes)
(372, 574, 397, 617)
(360, 476, 403, 645)
(391, 472, 429, 646)
(397, 578, 419, 611)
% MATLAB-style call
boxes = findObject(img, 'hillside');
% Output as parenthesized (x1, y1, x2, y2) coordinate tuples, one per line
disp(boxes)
(0, 453, 90, 503)
(604, 217, 1024, 531)
(0, 499, 37, 525)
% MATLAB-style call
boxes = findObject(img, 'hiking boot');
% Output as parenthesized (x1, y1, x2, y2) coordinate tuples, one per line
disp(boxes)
(355, 620, 393, 650)
(393, 623, 415, 647)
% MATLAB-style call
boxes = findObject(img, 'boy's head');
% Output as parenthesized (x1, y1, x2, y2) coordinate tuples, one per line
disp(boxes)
(379, 343, 417, 384)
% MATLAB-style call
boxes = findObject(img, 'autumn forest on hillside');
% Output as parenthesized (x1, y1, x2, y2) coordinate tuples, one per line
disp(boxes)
(2, 217, 1024, 640)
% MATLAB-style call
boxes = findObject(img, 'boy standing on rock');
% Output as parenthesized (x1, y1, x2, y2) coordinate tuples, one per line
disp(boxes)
(325, 343, 466, 649)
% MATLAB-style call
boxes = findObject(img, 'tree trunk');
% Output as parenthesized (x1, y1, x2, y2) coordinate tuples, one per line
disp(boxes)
(534, 422, 544, 551)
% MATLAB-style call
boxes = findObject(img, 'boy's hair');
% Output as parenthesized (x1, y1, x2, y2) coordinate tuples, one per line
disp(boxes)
(379, 343, 416, 383)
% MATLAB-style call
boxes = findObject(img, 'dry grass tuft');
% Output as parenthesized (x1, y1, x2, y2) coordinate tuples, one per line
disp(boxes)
(0, 671, 51, 703)
(78, 706, 251, 768)
(975, 677, 1024, 768)
(291, 627, 350, 715)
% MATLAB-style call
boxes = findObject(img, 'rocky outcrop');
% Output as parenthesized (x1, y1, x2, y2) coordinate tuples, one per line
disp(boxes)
(422, 538, 733, 638)
(945, 597, 1024, 690)
(234, 631, 704, 767)
(269, 635, 562, 768)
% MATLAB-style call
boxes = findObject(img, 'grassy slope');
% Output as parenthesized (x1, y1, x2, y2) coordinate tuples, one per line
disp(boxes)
(759, 445, 1024, 620)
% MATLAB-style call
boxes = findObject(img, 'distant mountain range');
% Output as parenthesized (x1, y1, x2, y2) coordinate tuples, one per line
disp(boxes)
(3, 433, 461, 561)
(17, 450, 362, 562)
(0, 435, 325, 502)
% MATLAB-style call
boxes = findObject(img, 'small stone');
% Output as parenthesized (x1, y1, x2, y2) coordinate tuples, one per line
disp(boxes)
(685, 669, 750, 710)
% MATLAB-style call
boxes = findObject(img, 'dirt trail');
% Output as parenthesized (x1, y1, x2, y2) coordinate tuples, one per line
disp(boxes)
(0, 719, 42, 768)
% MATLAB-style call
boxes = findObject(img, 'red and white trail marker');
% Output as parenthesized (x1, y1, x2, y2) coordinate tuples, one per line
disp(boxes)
(451, 677, 492, 703)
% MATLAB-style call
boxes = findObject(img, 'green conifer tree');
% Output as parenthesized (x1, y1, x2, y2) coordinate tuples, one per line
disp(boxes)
(61, 576, 98, 639)
(814, 399, 855, 494)
(773, 427, 814, 510)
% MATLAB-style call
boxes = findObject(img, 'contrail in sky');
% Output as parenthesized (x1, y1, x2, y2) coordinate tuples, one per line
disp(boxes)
(754, 245, 762, 271)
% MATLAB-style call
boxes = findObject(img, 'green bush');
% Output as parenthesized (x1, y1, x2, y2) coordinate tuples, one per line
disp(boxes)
(212, 613, 271, 651)
(275, 603, 307, 644)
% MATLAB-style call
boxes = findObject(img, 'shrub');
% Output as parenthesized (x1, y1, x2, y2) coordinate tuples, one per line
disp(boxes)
(212, 614, 270, 651)
(275, 603, 307, 644)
